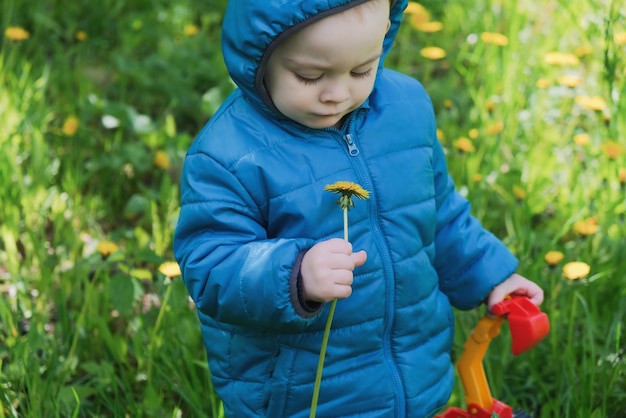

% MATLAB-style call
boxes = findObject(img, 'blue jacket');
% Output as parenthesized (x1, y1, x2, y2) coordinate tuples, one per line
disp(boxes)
(174, 0, 519, 416)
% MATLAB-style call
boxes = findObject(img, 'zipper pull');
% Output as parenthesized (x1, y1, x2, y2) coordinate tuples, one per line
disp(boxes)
(344, 133, 359, 156)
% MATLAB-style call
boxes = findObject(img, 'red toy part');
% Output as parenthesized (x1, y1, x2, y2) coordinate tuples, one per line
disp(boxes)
(435, 295, 550, 418)
(490, 296, 550, 355)
(436, 400, 512, 418)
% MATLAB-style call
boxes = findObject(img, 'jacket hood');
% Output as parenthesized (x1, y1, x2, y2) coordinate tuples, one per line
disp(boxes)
(221, 0, 408, 119)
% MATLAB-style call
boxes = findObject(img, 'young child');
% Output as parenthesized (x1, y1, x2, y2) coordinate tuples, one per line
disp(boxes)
(174, 0, 544, 416)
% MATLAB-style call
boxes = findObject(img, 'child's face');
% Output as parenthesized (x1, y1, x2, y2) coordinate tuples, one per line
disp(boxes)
(264, 0, 390, 129)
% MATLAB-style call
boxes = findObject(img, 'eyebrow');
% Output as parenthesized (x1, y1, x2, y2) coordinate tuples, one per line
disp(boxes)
(285, 49, 383, 70)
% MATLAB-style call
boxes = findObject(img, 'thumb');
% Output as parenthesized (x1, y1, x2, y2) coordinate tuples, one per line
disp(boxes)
(352, 250, 367, 268)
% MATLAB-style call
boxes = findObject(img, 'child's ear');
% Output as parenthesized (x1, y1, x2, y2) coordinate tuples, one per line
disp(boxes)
(386, 19, 391, 33)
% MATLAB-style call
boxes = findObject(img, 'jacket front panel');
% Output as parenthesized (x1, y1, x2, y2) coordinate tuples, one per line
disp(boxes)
(174, 0, 519, 416)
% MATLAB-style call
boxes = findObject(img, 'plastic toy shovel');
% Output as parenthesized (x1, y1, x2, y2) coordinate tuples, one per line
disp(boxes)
(490, 296, 550, 355)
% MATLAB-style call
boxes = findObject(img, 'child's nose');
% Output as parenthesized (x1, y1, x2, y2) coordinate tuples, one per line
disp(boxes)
(319, 80, 350, 104)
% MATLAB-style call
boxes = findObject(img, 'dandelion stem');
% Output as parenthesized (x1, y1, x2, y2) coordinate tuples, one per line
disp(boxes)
(310, 298, 337, 418)
(310, 207, 349, 417)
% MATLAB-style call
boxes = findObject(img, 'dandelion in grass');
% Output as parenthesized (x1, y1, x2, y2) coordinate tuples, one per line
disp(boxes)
(562, 261, 590, 280)
(557, 75, 582, 88)
(97, 241, 119, 258)
(485, 100, 495, 113)
(311, 181, 369, 418)
(575, 96, 606, 111)
(618, 168, 626, 184)
(535, 78, 551, 89)
(472, 173, 483, 183)
(603, 141, 623, 160)
(405, 2, 430, 30)
(443, 99, 453, 109)
(420, 47, 446, 60)
(453, 137, 475, 153)
(159, 261, 181, 279)
(184, 24, 199, 37)
(486, 121, 504, 135)
(544, 251, 564, 267)
(575, 45, 593, 57)
(573, 217, 598, 237)
(480, 32, 508, 46)
(436, 129, 445, 143)
(573, 133, 590, 146)
(75, 30, 88, 41)
(62, 116, 79, 136)
(5, 26, 30, 41)
(468, 128, 478, 139)
(404, 1, 429, 16)
(615, 32, 626, 45)
(544, 52, 579, 66)
(154, 150, 171, 169)
(415, 21, 443, 33)
(513, 185, 526, 201)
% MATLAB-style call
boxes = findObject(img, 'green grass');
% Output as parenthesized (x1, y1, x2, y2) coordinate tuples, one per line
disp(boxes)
(1, 0, 625, 417)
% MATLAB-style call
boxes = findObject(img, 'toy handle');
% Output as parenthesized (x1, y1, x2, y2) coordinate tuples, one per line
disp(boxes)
(490, 295, 550, 355)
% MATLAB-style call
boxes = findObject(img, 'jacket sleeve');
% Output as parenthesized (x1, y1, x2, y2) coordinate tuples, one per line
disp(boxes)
(173, 151, 320, 331)
(431, 138, 519, 310)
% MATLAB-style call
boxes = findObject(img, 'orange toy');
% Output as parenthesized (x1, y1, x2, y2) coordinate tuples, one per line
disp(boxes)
(435, 296, 550, 418)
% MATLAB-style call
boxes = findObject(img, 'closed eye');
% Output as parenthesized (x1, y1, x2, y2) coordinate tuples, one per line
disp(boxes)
(351, 68, 373, 79)
(294, 72, 322, 85)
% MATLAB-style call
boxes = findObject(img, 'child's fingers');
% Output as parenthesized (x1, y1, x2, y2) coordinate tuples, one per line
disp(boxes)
(352, 250, 367, 267)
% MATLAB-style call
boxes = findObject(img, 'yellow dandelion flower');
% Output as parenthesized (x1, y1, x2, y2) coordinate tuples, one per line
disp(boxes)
(575, 96, 606, 111)
(404, 1, 428, 15)
(573, 133, 590, 146)
(544, 52, 580, 66)
(325, 181, 370, 211)
(472, 173, 483, 182)
(443, 99, 453, 109)
(513, 185, 527, 200)
(486, 121, 504, 135)
(97, 241, 119, 257)
(154, 150, 171, 169)
(436, 128, 445, 142)
(415, 21, 443, 33)
(575, 44, 593, 56)
(468, 128, 479, 139)
(75, 30, 88, 41)
(536, 78, 551, 89)
(184, 24, 199, 37)
(453, 137, 475, 153)
(405, 2, 431, 29)
(557, 75, 582, 88)
(62, 116, 79, 136)
(544, 251, 564, 266)
(481, 32, 509, 46)
(420, 47, 446, 60)
(573, 217, 598, 236)
(485, 100, 495, 113)
(5, 26, 30, 41)
(618, 168, 626, 183)
(603, 141, 623, 160)
(562, 261, 590, 280)
(159, 261, 182, 278)
(615, 32, 626, 45)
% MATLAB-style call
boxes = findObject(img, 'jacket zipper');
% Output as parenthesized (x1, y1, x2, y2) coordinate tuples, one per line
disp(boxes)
(343, 133, 359, 156)
(334, 121, 407, 417)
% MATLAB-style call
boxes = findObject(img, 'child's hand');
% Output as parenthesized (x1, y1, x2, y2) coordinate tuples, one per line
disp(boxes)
(486, 273, 544, 310)
(300, 238, 367, 303)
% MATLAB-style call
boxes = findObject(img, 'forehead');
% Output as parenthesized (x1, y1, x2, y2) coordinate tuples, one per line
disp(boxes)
(273, 0, 390, 67)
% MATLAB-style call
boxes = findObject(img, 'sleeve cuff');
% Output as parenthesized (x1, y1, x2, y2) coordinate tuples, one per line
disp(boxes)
(289, 249, 323, 318)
